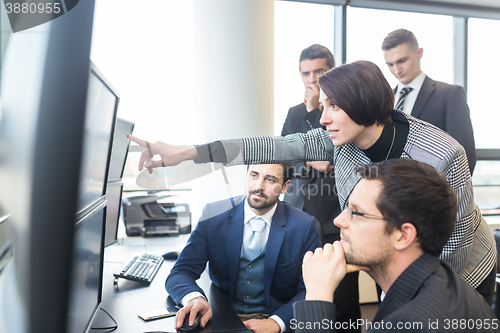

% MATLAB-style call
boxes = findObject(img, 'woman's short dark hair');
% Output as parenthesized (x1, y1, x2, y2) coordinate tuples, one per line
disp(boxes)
(356, 159, 457, 257)
(318, 61, 394, 126)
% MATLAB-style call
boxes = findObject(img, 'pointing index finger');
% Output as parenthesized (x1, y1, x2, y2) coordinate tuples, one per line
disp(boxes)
(127, 134, 147, 148)
(127, 135, 153, 173)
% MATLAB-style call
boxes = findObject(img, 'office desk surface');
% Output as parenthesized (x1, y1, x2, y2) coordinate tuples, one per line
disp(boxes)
(100, 235, 248, 333)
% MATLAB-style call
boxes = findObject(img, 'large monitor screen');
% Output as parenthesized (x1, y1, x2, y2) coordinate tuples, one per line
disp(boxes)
(77, 63, 119, 212)
(0, 1, 96, 331)
(108, 118, 135, 182)
(67, 200, 106, 333)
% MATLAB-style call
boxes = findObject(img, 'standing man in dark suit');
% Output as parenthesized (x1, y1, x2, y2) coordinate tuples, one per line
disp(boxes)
(293, 159, 498, 333)
(280, 44, 360, 331)
(166, 164, 321, 333)
(382, 29, 476, 175)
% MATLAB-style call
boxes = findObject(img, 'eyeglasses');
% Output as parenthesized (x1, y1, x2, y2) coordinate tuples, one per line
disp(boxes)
(345, 206, 387, 221)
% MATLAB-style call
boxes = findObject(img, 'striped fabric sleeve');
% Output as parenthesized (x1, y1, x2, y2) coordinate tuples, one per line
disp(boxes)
(220, 129, 335, 167)
(293, 300, 336, 333)
(437, 139, 474, 276)
(192, 129, 334, 166)
(194, 142, 227, 164)
(408, 120, 496, 286)
(441, 150, 496, 286)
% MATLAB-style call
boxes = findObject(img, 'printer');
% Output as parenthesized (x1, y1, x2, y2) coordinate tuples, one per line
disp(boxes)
(123, 193, 191, 237)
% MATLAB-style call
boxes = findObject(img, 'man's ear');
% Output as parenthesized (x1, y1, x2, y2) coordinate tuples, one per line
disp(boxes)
(393, 222, 417, 251)
(417, 47, 423, 60)
(281, 180, 290, 194)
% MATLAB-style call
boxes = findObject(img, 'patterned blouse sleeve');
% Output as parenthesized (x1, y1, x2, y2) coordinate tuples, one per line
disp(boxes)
(194, 128, 335, 166)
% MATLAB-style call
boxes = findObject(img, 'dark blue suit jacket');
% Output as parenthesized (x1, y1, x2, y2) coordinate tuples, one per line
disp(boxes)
(166, 196, 321, 330)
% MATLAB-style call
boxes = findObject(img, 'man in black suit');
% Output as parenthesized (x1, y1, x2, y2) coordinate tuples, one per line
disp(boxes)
(281, 44, 360, 332)
(382, 29, 476, 175)
(281, 44, 341, 245)
(293, 159, 498, 332)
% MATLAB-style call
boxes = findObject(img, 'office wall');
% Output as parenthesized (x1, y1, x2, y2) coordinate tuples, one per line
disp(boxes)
(190, 0, 274, 220)
(92, 0, 275, 221)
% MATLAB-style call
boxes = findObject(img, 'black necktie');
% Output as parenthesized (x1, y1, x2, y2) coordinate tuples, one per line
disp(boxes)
(395, 86, 413, 111)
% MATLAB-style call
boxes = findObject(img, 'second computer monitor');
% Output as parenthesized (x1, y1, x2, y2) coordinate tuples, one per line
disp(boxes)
(107, 118, 135, 183)
(104, 182, 124, 246)
(77, 62, 119, 213)
(67, 200, 106, 333)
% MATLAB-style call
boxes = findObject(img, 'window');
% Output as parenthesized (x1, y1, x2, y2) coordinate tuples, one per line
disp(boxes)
(274, 1, 334, 135)
(346, 7, 453, 88)
(473, 160, 500, 210)
(91, 0, 199, 145)
(468, 18, 500, 149)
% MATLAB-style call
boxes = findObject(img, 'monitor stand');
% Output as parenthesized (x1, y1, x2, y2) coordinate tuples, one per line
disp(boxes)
(91, 307, 117, 331)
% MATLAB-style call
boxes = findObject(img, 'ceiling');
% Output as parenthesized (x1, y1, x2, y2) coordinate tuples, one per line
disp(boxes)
(423, 0, 500, 8)
(285, 0, 500, 18)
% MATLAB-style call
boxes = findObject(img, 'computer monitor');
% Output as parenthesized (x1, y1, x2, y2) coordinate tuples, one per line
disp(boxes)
(65, 63, 120, 331)
(67, 199, 106, 333)
(104, 181, 124, 247)
(104, 118, 134, 247)
(107, 118, 135, 182)
(77, 62, 120, 212)
(0, 1, 96, 332)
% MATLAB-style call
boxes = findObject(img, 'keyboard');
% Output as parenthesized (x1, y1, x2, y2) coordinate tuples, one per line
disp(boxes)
(113, 252, 163, 285)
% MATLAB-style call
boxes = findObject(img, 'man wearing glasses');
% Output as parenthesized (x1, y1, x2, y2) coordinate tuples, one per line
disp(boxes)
(293, 159, 498, 332)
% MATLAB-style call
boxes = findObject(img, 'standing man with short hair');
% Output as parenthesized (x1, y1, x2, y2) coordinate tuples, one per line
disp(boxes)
(281, 44, 360, 332)
(382, 29, 477, 175)
(166, 164, 321, 333)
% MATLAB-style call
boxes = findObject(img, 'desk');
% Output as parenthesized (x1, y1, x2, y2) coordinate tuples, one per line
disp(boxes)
(100, 236, 249, 333)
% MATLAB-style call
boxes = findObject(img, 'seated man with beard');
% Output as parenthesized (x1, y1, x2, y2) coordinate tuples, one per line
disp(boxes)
(167, 164, 321, 333)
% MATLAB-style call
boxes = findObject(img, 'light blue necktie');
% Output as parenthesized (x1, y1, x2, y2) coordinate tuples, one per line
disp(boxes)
(243, 217, 266, 261)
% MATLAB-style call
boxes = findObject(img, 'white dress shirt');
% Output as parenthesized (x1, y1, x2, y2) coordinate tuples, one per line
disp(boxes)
(395, 71, 426, 114)
(242, 198, 276, 248)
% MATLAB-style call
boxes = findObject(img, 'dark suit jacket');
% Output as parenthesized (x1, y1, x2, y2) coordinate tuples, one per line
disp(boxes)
(293, 254, 498, 332)
(397, 76, 476, 174)
(166, 196, 321, 330)
(281, 103, 341, 237)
